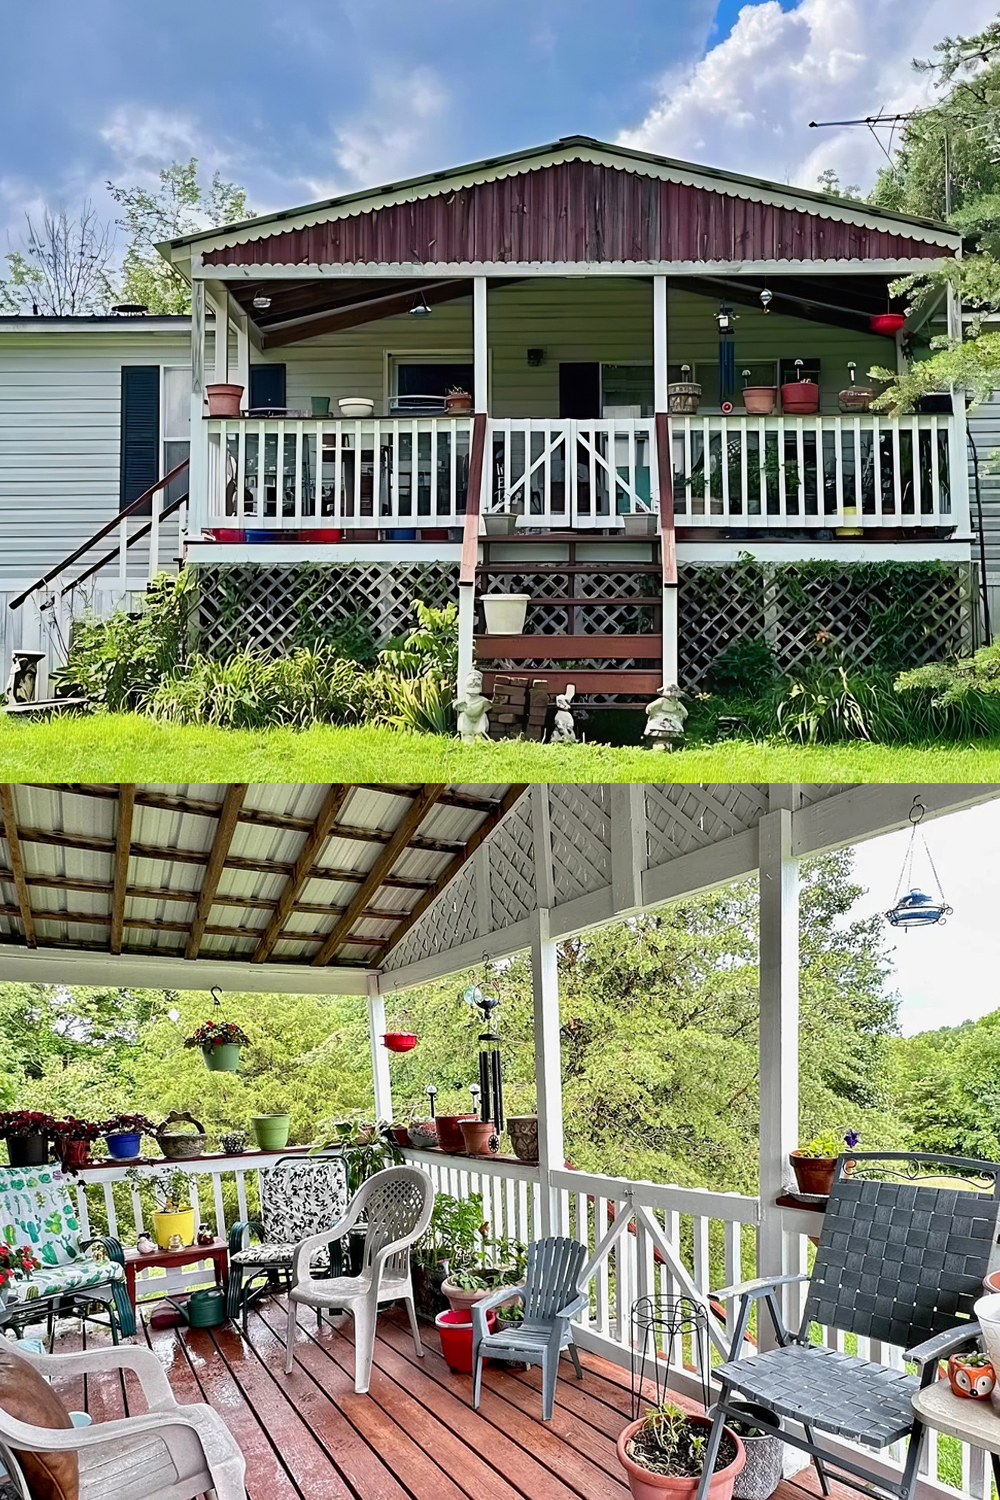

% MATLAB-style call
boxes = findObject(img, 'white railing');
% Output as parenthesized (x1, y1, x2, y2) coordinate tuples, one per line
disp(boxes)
(671, 413, 956, 530)
(206, 416, 474, 532)
(487, 417, 658, 528)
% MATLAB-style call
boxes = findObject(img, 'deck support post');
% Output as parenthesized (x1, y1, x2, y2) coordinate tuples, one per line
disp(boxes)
(457, 585, 475, 699)
(530, 906, 564, 1238)
(947, 279, 972, 539)
(757, 794, 800, 1348)
(234, 311, 250, 403)
(653, 275, 669, 412)
(209, 292, 229, 384)
(474, 276, 488, 413)
(367, 983, 393, 1127)
(188, 271, 209, 539)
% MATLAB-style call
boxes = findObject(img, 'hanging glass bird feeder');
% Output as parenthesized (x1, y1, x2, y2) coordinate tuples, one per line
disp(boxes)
(885, 797, 953, 930)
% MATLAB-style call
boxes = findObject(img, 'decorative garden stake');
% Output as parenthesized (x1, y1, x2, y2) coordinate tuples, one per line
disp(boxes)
(425, 1085, 438, 1119)
(885, 797, 953, 931)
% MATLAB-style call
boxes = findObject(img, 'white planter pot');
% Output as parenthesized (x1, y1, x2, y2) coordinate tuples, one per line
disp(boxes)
(974, 1293, 1000, 1372)
(482, 594, 530, 634)
(339, 397, 375, 419)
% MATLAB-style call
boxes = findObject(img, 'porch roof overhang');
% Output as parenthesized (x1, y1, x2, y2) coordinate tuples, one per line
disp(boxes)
(0, 783, 996, 997)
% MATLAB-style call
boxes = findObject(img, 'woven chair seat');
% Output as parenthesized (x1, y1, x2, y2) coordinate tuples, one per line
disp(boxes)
(716, 1343, 919, 1449)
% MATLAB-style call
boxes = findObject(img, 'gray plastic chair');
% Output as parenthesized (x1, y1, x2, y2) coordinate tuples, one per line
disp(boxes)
(471, 1235, 588, 1420)
(694, 1152, 1000, 1500)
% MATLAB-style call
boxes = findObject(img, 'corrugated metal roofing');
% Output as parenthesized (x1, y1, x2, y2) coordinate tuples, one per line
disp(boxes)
(0, 783, 523, 976)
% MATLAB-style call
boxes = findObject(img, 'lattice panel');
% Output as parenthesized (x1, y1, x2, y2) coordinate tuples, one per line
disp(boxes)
(193, 562, 459, 657)
(645, 784, 770, 867)
(487, 798, 536, 930)
(549, 785, 613, 904)
(382, 860, 479, 973)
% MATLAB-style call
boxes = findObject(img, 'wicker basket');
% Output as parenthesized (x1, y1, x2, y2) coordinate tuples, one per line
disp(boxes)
(838, 386, 875, 413)
(156, 1111, 207, 1160)
(667, 381, 702, 415)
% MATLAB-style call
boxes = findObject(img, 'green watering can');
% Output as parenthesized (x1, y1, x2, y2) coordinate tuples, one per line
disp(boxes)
(166, 1288, 228, 1329)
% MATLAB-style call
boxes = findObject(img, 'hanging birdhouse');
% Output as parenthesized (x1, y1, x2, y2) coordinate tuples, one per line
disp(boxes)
(884, 798, 952, 931)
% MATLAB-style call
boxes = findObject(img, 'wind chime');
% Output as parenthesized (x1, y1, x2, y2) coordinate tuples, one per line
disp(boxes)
(462, 977, 505, 1134)
(884, 796, 953, 930)
(716, 302, 737, 414)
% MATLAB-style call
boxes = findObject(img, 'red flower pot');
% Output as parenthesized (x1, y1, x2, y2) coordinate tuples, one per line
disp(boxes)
(435, 1307, 496, 1373)
(869, 313, 905, 336)
(780, 381, 820, 415)
(390, 1126, 411, 1146)
(56, 1139, 91, 1171)
(435, 1114, 479, 1154)
(383, 1032, 418, 1053)
(616, 1417, 745, 1500)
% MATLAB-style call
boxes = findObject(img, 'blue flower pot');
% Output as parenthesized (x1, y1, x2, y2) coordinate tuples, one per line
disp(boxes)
(105, 1131, 142, 1160)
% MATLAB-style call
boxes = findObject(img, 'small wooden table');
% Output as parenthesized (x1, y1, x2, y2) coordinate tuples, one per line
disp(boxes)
(123, 1237, 229, 1309)
(912, 1379, 1000, 1490)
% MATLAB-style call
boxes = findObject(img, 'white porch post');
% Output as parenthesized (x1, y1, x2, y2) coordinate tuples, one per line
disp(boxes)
(188, 272, 209, 537)
(530, 907, 564, 1237)
(367, 985, 393, 1126)
(653, 275, 669, 412)
(757, 797, 799, 1346)
(457, 585, 475, 699)
(234, 310, 250, 405)
(474, 276, 489, 414)
(947, 278, 972, 538)
(209, 292, 229, 384)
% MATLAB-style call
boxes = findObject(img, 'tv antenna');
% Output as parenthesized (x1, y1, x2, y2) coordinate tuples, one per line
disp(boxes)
(808, 109, 952, 214)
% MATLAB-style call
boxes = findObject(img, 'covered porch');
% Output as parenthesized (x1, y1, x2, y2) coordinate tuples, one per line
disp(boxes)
(2, 781, 999, 1500)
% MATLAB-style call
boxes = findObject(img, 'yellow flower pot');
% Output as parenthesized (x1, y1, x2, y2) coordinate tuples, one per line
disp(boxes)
(153, 1206, 196, 1251)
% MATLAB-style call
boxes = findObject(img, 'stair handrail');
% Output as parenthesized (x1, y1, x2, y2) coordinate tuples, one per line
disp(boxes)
(9, 459, 190, 611)
(60, 493, 189, 596)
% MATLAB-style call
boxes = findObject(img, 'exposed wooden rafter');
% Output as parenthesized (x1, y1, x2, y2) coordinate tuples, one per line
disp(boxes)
(185, 784, 247, 960)
(262, 280, 473, 349)
(253, 785, 353, 963)
(0, 786, 34, 948)
(109, 784, 135, 955)
(312, 785, 448, 966)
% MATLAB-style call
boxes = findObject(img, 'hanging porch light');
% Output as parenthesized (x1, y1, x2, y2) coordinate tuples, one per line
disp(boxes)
(884, 796, 953, 931)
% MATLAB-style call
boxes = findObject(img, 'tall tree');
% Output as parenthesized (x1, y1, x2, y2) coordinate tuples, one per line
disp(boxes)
(107, 159, 253, 314)
(0, 204, 117, 314)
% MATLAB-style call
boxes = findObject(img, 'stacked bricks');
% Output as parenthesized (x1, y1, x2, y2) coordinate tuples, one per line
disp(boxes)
(491, 675, 550, 740)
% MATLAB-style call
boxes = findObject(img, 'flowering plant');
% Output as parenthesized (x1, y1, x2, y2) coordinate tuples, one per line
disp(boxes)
(0, 1245, 39, 1288)
(53, 1116, 103, 1143)
(0, 1110, 57, 1140)
(184, 1019, 249, 1049)
(102, 1113, 155, 1136)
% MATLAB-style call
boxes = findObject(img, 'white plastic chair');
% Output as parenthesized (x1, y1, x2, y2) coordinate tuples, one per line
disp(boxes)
(0, 1338, 246, 1500)
(284, 1165, 434, 1392)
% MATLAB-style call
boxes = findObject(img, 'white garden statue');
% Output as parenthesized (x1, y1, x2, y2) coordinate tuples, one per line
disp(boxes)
(549, 684, 577, 745)
(454, 669, 491, 742)
(643, 684, 687, 751)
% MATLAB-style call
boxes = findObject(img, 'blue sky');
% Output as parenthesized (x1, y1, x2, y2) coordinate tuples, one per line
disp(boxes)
(2, 0, 998, 250)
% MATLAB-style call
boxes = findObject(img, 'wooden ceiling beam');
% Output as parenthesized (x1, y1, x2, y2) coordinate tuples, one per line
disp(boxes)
(185, 784, 247, 961)
(16, 872, 406, 922)
(0, 786, 35, 949)
(253, 785, 353, 963)
(379, 785, 529, 960)
(20, 905, 399, 946)
(109, 785, 135, 955)
(312, 785, 447, 966)
(262, 281, 472, 349)
(0, 932, 378, 967)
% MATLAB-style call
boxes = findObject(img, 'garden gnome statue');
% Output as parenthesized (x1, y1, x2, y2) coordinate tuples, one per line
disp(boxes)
(453, 669, 491, 742)
(643, 684, 687, 751)
(549, 684, 577, 744)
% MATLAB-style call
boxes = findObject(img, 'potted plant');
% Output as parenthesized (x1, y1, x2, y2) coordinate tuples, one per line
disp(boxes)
(617, 1401, 746, 1500)
(0, 1244, 40, 1309)
(205, 383, 244, 418)
(667, 367, 702, 415)
(155, 1111, 208, 1160)
(413, 1191, 470, 1319)
(220, 1131, 247, 1155)
(441, 1221, 526, 1312)
(102, 1112, 155, 1161)
(53, 1116, 102, 1171)
(435, 1113, 480, 1154)
(838, 363, 874, 413)
(789, 1128, 858, 1197)
(126, 1165, 195, 1250)
(742, 370, 777, 416)
(947, 1350, 996, 1400)
(252, 1112, 291, 1150)
(728, 1403, 783, 1500)
(506, 1115, 539, 1163)
(407, 1119, 439, 1150)
(184, 1018, 249, 1073)
(459, 1118, 499, 1156)
(339, 397, 375, 419)
(0, 1110, 56, 1168)
(445, 386, 473, 413)
(780, 361, 820, 415)
(482, 593, 531, 634)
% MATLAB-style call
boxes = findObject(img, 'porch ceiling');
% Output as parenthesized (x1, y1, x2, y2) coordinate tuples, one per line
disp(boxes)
(672, 272, 904, 336)
(226, 275, 479, 347)
(0, 783, 525, 986)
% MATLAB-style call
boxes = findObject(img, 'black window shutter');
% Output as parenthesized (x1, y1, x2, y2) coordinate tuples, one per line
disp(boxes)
(249, 364, 286, 410)
(559, 362, 601, 418)
(120, 366, 160, 512)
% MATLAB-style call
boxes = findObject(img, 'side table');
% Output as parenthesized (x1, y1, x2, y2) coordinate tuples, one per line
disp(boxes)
(912, 1378, 1000, 1491)
(124, 1237, 229, 1310)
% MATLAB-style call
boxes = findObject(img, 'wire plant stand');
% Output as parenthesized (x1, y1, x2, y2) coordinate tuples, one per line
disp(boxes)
(630, 1294, 712, 1421)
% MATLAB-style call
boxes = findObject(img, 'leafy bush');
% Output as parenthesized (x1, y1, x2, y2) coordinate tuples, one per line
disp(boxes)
(378, 600, 457, 680)
(370, 669, 454, 735)
(777, 665, 871, 744)
(148, 646, 368, 729)
(706, 636, 778, 698)
(894, 644, 1000, 737)
(53, 572, 194, 710)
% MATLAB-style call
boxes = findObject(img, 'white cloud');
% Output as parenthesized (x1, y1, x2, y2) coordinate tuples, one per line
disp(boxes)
(620, 0, 1000, 194)
(332, 67, 450, 188)
(99, 105, 234, 183)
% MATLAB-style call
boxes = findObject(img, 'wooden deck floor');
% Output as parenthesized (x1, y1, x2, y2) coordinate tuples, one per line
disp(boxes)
(50, 1301, 850, 1500)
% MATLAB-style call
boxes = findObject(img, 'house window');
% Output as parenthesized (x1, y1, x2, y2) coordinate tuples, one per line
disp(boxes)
(601, 364, 653, 417)
(249, 364, 286, 411)
(162, 367, 191, 506)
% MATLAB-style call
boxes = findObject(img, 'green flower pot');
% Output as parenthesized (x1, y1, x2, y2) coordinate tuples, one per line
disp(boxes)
(202, 1043, 241, 1073)
(252, 1114, 290, 1151)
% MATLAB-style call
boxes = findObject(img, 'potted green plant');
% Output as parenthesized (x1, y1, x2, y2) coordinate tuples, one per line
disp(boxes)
(184, 1018, 250, 1073)
(445, 386, 473, 413)
(617, 1401, 746, 1500)
(441, 1219, 526, 1312)
(102, 1112, 155, 1161)
(252, 1112, 291, 1151)
(0, 1244, 40, 1309)
(126, 1165, 195, 1250)
(412, 1191, 482, 1319)
(0, 1110, 56, 1168)
(789, 1128, 858, 1197)
(53, 1116, 102, 1171)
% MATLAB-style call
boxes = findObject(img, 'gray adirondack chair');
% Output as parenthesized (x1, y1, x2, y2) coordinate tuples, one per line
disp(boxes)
(471, 1235, 588, 1420)
(694, 1152, 1000, 1500)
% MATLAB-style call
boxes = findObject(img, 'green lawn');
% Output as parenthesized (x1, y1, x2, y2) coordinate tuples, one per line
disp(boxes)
(1, 713, 1000, 781)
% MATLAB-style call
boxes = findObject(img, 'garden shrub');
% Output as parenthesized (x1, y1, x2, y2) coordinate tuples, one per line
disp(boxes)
(53, 572, 195, 710)
(706, 636, 777, 698)
(894, 643, 1000, 737)
(148, 647, 369, 730)
(378, 600, 458, 680)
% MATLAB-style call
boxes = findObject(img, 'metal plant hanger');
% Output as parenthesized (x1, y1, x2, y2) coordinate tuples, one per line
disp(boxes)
(630, 1295, 712, 1420)
(884, 796, 953, 931)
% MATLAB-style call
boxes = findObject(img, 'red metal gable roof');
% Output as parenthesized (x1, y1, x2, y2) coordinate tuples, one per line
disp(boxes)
(203, 161, 954, 268)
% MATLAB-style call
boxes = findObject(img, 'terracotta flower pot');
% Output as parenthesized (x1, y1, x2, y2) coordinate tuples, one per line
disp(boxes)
(445, 392, 473, 413)
(459, 1119, 498, 1156)
(617, 1416, 745, 1500)
(789, 1152, 836, 1196)
(743, 387, 777, 415)
(441, 1277, 517, 1314)
(206, 384, 244, 418)
(435, 1114, 479, 1153)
